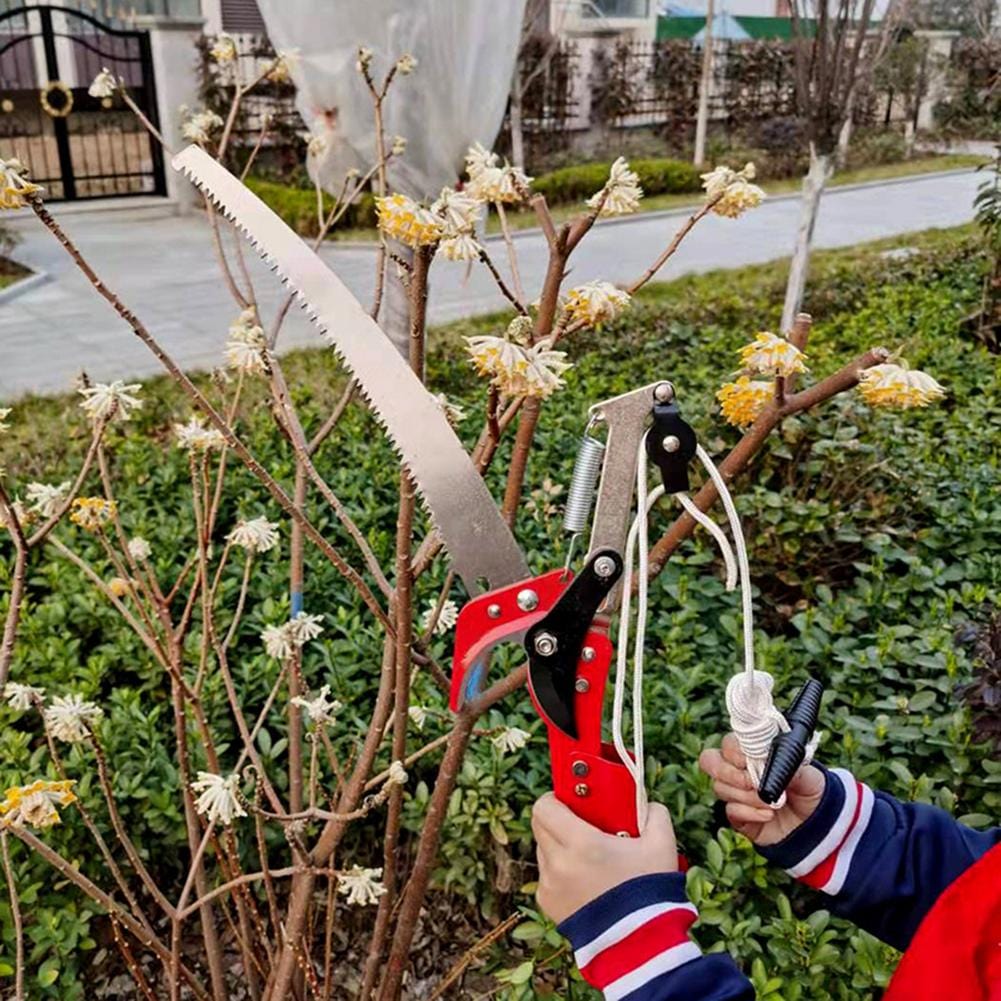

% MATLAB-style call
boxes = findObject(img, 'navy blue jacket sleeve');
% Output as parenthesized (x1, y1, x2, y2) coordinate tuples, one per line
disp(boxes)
(758, 765, 1001, 951)
(557, 872, 753, 1000)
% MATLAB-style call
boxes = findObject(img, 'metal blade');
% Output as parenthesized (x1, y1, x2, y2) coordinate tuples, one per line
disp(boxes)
(173, 145, 528, 593)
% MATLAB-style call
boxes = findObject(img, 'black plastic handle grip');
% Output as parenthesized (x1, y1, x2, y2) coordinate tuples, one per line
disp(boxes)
(758, 678, 824, 805)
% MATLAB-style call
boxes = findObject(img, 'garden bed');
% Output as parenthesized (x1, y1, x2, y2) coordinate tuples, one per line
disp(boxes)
(0, 225, 998, 999)
(0, 256, 30, 292)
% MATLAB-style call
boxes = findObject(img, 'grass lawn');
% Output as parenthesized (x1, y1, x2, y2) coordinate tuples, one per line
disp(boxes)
(327, 153, 984, 243)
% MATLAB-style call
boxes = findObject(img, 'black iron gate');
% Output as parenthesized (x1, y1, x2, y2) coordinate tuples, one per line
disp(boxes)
(0, 4, 166, 200)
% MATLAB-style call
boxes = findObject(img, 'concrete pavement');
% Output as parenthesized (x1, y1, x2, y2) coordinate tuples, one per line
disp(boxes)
(0, 168, 982, 400)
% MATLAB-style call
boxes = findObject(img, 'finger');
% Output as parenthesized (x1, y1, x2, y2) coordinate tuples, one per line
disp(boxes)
(699, 749, 754, 791)
(532, 793, 602, 848)
(712, 779, 769, 809)
(721, 733, 748, 769)
(726, 800, 774, 826)
(531, 794, 568, 849)
(789, 763, 826, 799)
(642, 803, 679, 867)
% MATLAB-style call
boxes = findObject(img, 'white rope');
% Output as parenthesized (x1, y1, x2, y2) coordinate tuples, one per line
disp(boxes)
(611, 434, 661, 833)
(610, 437, 812, 829)
(689, 444, 813, 809)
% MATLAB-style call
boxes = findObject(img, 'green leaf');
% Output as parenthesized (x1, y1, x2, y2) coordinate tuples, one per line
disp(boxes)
(38, 961, 60, 988)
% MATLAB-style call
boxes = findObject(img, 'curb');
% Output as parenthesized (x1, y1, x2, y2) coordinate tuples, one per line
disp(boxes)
(0, 268, 51, 305)
(329, 166, 978, 252)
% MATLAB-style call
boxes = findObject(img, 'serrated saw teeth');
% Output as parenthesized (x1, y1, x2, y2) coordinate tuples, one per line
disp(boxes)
(172, 144, 529, 594)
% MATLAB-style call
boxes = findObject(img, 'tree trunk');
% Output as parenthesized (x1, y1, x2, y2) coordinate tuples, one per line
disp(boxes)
(836, 88, 855, 168)
(693, 0, 715, 167)
(510, 63, 526, 169)
(780, 148, 833, 335)
(383, 247, 414, 359)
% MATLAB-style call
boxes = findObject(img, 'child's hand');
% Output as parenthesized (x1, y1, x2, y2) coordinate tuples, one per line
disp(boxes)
(532, 793, 679, 925)
(699, 733, 825, 846)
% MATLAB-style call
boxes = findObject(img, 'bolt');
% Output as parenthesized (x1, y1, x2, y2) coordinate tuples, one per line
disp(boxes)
(486, 603, 501, 619)
(662, 435, 680, 453)
(516, 588, 539, 612)
(653, 381, 675, 403)
(575, 676, 590, 693)
(616, 831, 631, 839)
(574, 783, 589, 797)
(533, 631, 558, 656)
(572, 760, 589, 777)
(593, 555, 617, 579)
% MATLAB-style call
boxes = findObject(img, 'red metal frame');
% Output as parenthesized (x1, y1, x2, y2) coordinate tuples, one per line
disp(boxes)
(450, 570, 639, 837)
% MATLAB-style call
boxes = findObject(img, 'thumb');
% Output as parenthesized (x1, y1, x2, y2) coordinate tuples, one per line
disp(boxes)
(641, 803, 679, 864)
(787, 763, 825, 801)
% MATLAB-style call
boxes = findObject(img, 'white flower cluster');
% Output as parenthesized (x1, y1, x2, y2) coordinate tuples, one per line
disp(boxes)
(191, 771, 246, 825)
(261, 612, 325, 660)
(78, 380, 142, 423)
(228, 515, 279, 554)
(225, 308, 268, 375)
(181, 107, 224, 145)
(421, 599, 459, 636)
(25, 481, 70, 519)
(44, 693, 102, 743)
(464, 143, 532, 204)
(431, 187, 483, 262)
(174, 415, 226, 452)
(338, 866, 387, 906)
(587, 157, 643, 217)
(88, 67, 117, 99)
(290, 684, 342, 726)
(701, 162, 765, 218)
(3, 682, 45, 711)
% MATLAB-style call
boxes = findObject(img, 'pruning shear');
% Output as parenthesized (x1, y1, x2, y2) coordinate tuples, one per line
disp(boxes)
(172, 147, 820, 840)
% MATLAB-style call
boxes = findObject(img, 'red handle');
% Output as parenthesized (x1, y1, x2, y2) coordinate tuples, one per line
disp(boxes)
(450, 572, 640, 838)
(529, 625, 640, 837)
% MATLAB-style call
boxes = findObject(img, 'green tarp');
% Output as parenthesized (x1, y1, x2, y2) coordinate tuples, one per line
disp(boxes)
(656, 15, 821, 41)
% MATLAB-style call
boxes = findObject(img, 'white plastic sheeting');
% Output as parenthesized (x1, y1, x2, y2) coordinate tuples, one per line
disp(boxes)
(256, 1, 527, 199)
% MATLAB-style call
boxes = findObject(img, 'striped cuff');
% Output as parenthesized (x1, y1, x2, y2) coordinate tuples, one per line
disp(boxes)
(759, 766, 875, 895)
(558, 873, 701, 1000)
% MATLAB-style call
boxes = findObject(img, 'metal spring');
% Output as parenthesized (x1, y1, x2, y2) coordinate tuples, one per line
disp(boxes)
(563, 434, 606, 535)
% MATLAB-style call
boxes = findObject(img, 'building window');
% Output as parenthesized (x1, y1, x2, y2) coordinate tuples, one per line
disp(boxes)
(581, 0, 651, 18)
(221, 0, 267, 34)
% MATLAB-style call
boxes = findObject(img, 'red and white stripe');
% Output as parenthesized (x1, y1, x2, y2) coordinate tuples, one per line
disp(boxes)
(574, 900, 699, 998)
(787, 768, 875, 896)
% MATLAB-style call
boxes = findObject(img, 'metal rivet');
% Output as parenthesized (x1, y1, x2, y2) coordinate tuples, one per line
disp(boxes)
(662, 435, 680, 453)
(572, 761, 589, 777)
(581, 646, 596, 663)
(593, 555, 616, 579)
(516, 588, 539, 612)
(486, 603, 501, 619)
(575, 677, 590, 693)
(653, 381, 675, 403)
(616, 831, 631, 839)
(574, 783, 589, 797)
(533, 631, 557, 656)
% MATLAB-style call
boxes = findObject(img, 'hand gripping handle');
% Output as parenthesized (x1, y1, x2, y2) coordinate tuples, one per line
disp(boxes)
(532, 626, 641, 837)
(758, 677, 824, 805)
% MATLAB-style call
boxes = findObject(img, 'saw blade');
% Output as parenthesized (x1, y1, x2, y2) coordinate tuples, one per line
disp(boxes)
(173, 145, 528, 594)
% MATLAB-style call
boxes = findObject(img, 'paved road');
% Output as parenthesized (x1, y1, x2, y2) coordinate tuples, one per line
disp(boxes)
(0, 168, 981, 399)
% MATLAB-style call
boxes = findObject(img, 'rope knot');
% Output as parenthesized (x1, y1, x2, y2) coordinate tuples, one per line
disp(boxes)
(726, 669, 789, 809)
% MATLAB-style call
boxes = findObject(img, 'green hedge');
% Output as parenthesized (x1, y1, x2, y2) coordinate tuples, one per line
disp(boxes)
(248, 157, 702, 237)
(1, 226, 997, 998)
(245, 177, 377, 237)
(531, 157, 702, 205)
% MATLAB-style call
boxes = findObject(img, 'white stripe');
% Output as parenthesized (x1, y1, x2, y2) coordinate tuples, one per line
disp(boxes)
(822, 784, 875, 895)
(573, 901, 696, 969)
(603, 941, 703, 1001)
(785, 769, 858, 878)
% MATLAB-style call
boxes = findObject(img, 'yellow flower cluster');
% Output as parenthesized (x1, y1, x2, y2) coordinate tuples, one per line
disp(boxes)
(375, 193, 442, 248)
(69, 497, 116, 532)
(0, 779, 76, 829)
(564, 281, 631, 328)
(857, 363, 945, 409)
(464, 143, 532, 204)
(717, 376, 774, 428)
(1, 157, 42, 210)
(701, 162, 765, 219)
(465, 334, 571, 399)
(738, 331, 807, 377)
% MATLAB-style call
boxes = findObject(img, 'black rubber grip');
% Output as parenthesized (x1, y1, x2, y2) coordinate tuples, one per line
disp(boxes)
(758, 678, 824, 805)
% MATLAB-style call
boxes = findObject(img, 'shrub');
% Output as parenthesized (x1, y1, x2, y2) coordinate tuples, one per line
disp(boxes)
(1, 226, 997, 999)
(245, 177, 377, 237)
(531, 156, 702, 205)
